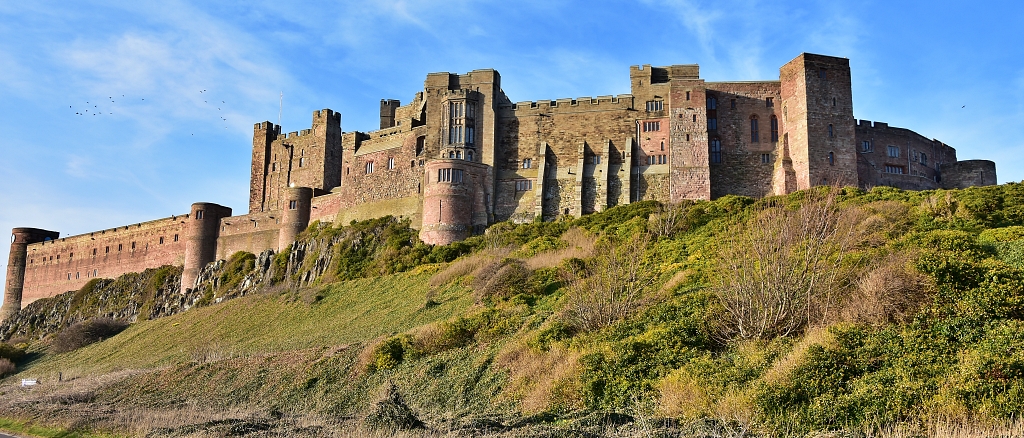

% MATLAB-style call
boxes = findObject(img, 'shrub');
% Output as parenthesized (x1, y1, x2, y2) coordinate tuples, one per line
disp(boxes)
(366, 335, 418, 372)
(50, 317, 129, 353)
(0, 358, 15, 378)
(714, 188, 868, 340)
(841, 252, 932, 326)
(473, 258, 531, 302)
(561, 235, 655, 332)
(0, 343, 25, 362)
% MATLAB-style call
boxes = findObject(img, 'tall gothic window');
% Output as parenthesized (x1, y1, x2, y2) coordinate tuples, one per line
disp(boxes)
(770, 115, 779, 142)
(710, 138, 722, 164)
(750, 115, 759, 143)
(447, 101, 475, 145)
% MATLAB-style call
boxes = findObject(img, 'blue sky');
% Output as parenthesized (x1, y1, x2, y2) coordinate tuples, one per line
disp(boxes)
(2, 0, 1022, 297)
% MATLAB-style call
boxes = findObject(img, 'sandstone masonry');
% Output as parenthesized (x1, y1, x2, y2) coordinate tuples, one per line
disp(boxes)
(1, 53, 998, 320)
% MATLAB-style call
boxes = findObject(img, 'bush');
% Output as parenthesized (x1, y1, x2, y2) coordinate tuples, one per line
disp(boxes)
(366, 335, 418, 372)
(0, 343, 25, 362)
(0, 358, 15, 377)
(50, 317, 129, 353)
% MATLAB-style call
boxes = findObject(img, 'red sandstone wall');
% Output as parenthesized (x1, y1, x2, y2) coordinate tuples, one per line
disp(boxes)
(215, 211, 282, 260)
(21, 215, 189, 303)
(704, 82, 783, 199)
(855, 120, 954, 190)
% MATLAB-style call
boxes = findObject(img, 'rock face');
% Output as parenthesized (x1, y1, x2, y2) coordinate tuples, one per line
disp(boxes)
(0, 266, 200, 342)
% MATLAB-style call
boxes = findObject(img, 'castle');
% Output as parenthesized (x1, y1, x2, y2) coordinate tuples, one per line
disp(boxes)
(1, 53, 998, 321)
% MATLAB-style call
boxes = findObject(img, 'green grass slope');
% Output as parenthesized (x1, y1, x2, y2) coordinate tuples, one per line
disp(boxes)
(22, 268, 471, 377)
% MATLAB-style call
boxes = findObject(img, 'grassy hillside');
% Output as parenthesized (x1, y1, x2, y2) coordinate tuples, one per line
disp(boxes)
(2, 183, 1024, 437)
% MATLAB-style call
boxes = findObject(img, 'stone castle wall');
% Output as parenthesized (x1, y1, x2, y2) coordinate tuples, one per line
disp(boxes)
(3, 52, 1000, 317)
(18, 215, 189, 302)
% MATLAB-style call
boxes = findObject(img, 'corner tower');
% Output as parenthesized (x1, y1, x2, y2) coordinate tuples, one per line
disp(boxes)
(779, 54, 856, 190)
(2, 228, 60, 321)
(181, 203, 232, 291)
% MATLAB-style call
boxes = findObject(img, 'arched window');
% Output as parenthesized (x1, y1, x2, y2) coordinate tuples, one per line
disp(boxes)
(710, 138, 722, 164)
(706, 95, 717, 110)
(828, 151, 835, 166)
(828, 124, 834, 138)
(750, 115, 759, 143)
(467, 150, 474, 161)
(660, 141, 664, 151)
(770, 115, 779, 142)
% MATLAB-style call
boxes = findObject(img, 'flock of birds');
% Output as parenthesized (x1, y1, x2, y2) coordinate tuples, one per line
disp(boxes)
(69, 90, 234, 135)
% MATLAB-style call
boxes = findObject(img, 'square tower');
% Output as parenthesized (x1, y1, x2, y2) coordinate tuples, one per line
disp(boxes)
(780, 54, 856, 190)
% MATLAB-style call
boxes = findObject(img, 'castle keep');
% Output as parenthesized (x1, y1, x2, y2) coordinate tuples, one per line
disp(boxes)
(1, 53, 998, 320)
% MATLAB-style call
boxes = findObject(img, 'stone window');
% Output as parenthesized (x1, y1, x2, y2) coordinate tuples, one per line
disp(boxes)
(643, 121, 661, 132)
(105, 246, 109, 254)
(468, 150, 474, 161)
(93, 269, 97, 277)
(706, 96, 717, 110)
(685, 91, 691, 101)
(76, 272, 80, 280)
(196, 210, 204, 219)
(365, 161, 375, 174)
(660, 141, 664, 151)
(761, 153, 770, 164)
(522, 158, 532, 169)
(692, 114, 697, 122)
(750, 116, 760, 143)
(659, 155, 667, 164)
(387, 157, 395, 169)
(131, 242, 136, 250)
(159, 237, 164, 244)
(819, 69, 827, 79)
(174, 234, 179, 242)
(447, 101, 474, 145)
(829, 151, 835, 166)
(731, 99, 737, 109)
(289, 200, 297, 210)
(708, 117, 717, 131)
(272, 162, 277, 171)
(710, 138, 722, 164)
(832, 97, 837, 107)
(921, 153, 928, 165)
(118, 244, 123, 252)
(766, 97, 774, 108)
(515, 180, 533, 191)
(416, 136, 425, 155)
(594, 156, 601, 164)
(828, 124, 834, 138)
(885, 165, 904, 174)
(887, 145, 899, 158)
(467, 127, 475, 145)
(411, 160, 416, 168)
(770, 115, 779, 142)
(456, 150, 462, 159)
(298, 157, 305, 167)
(67, 273, 71, 281)
(861, 140, 873, 153)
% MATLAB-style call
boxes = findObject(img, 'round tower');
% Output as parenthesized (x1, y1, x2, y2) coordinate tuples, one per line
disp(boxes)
(181, 203, 232, 291)
(420, 160, 487, 245)
(278, 186, 313, 251)
(2, 228, 60, 322)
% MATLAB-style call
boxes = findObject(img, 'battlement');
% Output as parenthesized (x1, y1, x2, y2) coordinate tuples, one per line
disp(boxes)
(630, 64, 699, 82)
(314, 108, 341, 123)
(254, 121, 281, 134)
(504, 94, 634, 114)
(28, 215, 189, 248)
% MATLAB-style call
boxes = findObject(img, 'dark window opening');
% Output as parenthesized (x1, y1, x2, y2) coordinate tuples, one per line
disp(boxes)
(770, 115, 779, 142)
(710, 138, 722, 164)
(750, 116, 760, 143)
(289, 200, 297, 210)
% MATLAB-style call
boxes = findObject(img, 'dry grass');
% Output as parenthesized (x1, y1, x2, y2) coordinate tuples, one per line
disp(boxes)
(494, 340, 582, 414)
(864, 418, 1024, 438)
(841, 251, 932, 326)
(524, 227, 596, 270)
(429, 248, 512, 289)
(761, 326, 836, 386)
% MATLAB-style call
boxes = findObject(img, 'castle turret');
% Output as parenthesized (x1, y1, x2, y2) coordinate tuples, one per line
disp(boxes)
(380, 99, 400, 129)
(278, 186, 313, 251)
(181, 203, 232, 291)
(420, 159, 488, 245)
(2, 228, 60, 322)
